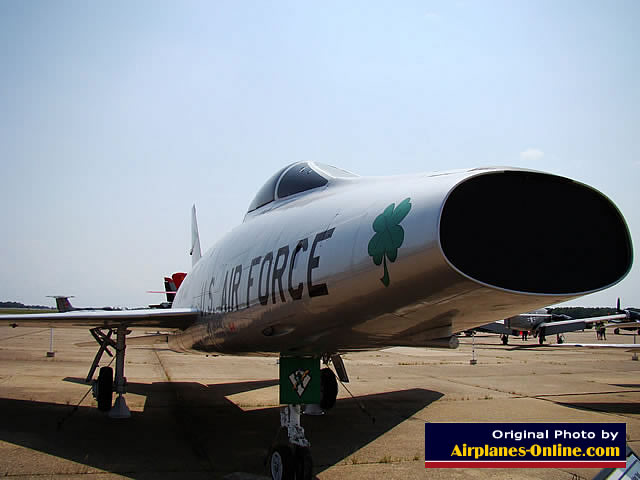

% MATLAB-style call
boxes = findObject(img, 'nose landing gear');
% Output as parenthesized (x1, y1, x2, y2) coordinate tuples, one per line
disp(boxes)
(267, 357, 323, 480)
(268, 404, 313, 480)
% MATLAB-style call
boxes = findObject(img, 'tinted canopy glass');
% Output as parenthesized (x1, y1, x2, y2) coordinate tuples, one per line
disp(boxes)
(247, 162, 332, 213)
(247, 165, 290, 212)
(277, 163, 328, 199)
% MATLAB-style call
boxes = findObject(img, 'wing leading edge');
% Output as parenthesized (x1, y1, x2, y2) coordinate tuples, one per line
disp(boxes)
(536, 313, 630, 332)
(0, 307, 200, 329)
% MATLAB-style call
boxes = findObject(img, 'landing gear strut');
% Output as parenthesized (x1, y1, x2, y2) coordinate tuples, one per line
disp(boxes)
(267, 357, 321, 480)
(268, 405, 313, 480)
(538, 327, 546, 345)
(88, 325, 131, 418)
(267, 354, 349, 479)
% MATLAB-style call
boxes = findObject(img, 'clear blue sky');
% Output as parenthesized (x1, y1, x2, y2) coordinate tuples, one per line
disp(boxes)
(1, 1, 638, 309)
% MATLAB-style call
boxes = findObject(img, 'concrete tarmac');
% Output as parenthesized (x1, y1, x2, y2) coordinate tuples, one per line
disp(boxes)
(1, 326, 639, 479)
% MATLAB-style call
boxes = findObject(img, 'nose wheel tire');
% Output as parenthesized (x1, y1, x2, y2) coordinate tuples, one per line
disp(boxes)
(294, 446, 313, 480)
(268, 444, 313, 480)
(269, 444, 295, 480)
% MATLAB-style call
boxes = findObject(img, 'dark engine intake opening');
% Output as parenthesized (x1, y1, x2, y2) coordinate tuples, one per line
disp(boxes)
(439, 171, 633, 295)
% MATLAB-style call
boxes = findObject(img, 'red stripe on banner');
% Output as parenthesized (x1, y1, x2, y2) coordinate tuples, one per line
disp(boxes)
(425, 461, 626, 468)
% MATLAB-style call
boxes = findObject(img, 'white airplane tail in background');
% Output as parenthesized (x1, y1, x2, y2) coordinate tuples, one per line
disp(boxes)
(190, 204, 202, 267)
(47, 295, 75, 312)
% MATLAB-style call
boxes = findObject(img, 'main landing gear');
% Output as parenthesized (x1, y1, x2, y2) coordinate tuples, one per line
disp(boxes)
(267, 354, 346, 480)
(87, 325, 131, 418)
(538, 327, 546, 345)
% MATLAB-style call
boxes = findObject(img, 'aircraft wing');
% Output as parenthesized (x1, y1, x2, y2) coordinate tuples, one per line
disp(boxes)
(473, 321, 512, 335)
(0, 307, 200, 329)
(536, 313, 629, 335)
(604, 321, 640, 329)
(576, 314, 629, 324)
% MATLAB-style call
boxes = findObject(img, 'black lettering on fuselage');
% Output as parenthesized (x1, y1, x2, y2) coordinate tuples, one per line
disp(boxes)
(210, 227, 336, 310)
(272, 246, 289, 304)
(307, 228, 335, 297)
(227, 267, 234, 311)
(221, 270, 229, 312)
(258, 252, 273, 305)
(247, 256, 261, 308)
(231, 264, 242, 311)
(208, 276, 215, 313)
(288, 238, 308, 300)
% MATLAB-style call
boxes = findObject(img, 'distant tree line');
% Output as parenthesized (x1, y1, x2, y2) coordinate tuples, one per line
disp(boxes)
(548, 306, 638, 318)
(0, 301, 54, 310)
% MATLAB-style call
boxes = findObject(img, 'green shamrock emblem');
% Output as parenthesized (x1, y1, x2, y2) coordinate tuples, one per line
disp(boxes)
(367, 197, 412, 287)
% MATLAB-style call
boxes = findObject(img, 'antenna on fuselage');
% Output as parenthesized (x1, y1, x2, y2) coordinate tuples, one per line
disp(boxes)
(190, 204, 202, 267)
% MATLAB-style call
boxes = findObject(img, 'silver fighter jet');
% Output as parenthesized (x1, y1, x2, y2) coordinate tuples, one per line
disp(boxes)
(0, 162, 633, 480)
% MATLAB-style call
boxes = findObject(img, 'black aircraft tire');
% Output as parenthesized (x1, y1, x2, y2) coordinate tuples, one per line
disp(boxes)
(501, 335, 508, 345)
(294, 446, 313, 480)
(319, 368, 338, 410)
(97, 366, 113, 412)
(269, 444, 295, 480)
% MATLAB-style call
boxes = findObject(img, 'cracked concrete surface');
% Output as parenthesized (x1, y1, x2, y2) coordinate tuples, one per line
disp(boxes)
(1, 326, 639, 479)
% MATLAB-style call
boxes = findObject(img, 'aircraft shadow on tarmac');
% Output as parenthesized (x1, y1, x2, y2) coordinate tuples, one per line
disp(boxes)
(556, 400, 640, 415)
(611, 384, 640, 389)
(0, 379, 442, 478)
(458, 341, 552, 351)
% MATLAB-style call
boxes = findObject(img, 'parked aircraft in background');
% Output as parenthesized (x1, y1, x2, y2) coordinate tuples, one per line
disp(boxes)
(48, 294, 173, 312)
(46, 296, 122, 313)
(471, 299, 640, 345)
(467, 309, 569, 344)
(606, 299, 640, 335)
(146, 272, 188, 309)
(0, 163, 634, 480)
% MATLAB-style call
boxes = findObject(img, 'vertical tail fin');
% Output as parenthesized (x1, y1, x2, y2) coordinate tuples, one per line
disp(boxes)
(172, 272, 187, 290)
(190, 204, 202, 267)
(47, 296, 75, 312)
(164, 277, 177, 303)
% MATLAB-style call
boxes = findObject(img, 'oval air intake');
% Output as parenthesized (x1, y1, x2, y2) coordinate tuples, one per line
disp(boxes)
(439, 171, 633, 295)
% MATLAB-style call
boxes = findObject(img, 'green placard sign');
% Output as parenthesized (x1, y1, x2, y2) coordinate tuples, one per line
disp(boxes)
(279, 357, 321, 405)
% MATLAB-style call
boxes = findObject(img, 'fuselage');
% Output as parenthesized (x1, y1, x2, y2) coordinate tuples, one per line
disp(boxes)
(504, 309, 550, 332)
(168, 164, 633, 356)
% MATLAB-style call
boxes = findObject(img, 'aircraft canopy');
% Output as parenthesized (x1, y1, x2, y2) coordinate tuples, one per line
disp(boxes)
(247, 162, 356, 213)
